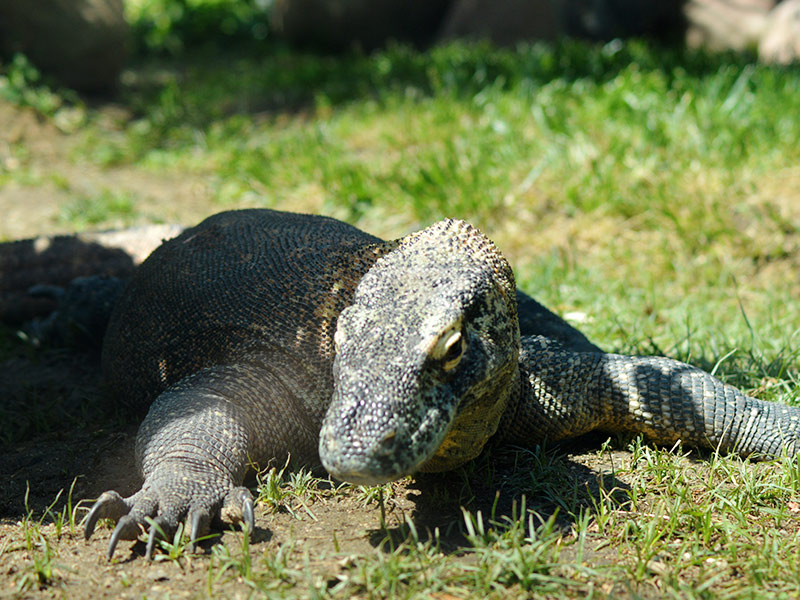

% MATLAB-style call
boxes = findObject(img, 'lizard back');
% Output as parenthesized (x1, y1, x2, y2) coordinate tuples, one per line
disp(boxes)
(102, 209, 391, 428)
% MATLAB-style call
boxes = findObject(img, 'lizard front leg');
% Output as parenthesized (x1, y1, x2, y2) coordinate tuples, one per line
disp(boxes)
(84, 363, 317, 559)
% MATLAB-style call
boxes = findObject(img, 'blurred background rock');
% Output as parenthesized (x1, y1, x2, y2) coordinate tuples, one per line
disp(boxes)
(0, 0, 129, 93)
(0, 0, 797, 94)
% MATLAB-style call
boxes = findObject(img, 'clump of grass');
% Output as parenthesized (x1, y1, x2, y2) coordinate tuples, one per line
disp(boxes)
(460, 500, 583, 595)
(58, 189, 140, 229)
(44, 478, 82, 540)
(255, 460, 328, 520)
(15, 486, 63, 592)
(209, 532, 302, 594)
(0, 54, 72, 117)
(126, 0, 271, 57)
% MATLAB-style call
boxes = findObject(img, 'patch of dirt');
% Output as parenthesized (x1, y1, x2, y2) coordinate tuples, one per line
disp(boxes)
(0, 103, 213, 241)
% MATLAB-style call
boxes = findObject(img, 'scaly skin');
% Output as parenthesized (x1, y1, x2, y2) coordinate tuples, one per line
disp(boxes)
(68, 209, 798, 559)
(499, 335, 800, 456)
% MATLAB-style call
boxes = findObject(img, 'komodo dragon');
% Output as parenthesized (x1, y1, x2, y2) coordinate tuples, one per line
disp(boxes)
(69, 208, 798, 559)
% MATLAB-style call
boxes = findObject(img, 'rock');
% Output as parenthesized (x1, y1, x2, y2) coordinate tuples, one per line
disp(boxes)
(438, 0, 561, 44)
(271, 0, 452, 50)
(560, 0, 687, 41)
(759, 0, 800, 63)
(0, 0, 128, 93)
(439, 0, 686, 45)
(685, 0, 775, 51)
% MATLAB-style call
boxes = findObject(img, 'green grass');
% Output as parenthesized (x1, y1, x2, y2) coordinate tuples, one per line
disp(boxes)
(2, 8, 800, 597)
(58, 189, 139, 229)
(12, 445, 800, 597)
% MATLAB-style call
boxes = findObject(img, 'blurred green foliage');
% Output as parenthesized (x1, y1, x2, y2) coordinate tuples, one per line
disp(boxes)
(0, 54, 74, 116)
(126, 0, 273, 55)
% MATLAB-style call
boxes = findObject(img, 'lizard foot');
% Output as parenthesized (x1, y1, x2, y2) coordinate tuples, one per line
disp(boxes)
(83, 482, 254, 560)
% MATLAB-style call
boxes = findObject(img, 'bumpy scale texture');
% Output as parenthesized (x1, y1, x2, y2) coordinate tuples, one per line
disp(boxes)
(82, 208, 800, 559)
(319, 218, 519, 482)
(501, 336, 800, 457)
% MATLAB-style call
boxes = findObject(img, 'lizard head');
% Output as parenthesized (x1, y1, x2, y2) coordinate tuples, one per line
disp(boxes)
(319, 219, 520, 485)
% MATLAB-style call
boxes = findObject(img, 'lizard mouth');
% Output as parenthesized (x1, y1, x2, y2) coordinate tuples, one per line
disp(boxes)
(318, 392, 454, 485)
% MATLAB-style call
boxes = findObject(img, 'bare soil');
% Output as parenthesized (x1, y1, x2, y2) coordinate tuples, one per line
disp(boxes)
(0, 102, 216, 242)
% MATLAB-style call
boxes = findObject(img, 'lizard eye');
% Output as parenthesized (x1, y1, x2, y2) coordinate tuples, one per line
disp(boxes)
(433, 328, 466, 371)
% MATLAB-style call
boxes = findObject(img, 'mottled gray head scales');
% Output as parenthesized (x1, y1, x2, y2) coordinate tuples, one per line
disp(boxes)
(319, 219, 520, 485)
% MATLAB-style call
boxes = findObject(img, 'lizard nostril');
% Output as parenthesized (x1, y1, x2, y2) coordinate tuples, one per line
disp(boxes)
(377, 429, 397, 452)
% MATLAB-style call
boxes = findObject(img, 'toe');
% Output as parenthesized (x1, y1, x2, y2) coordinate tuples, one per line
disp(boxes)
(145, 515, 176, 560)
(84, 490, 131, 540)
(221, 486, 255, 535)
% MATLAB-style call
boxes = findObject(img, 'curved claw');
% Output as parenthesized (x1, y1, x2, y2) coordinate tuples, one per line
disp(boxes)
(242, 493, 255, 536)
(145, 521, 160, 561)
(108, 514, 144, 560)
(84, 491, 130, 541)
(188, 509, 211, 551)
